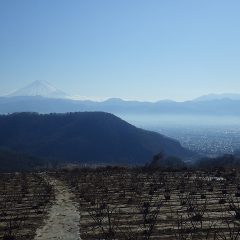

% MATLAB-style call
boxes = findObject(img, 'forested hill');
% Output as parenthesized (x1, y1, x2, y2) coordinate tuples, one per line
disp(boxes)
(0, 149, 49, 172)
(0, 112, 194, 165)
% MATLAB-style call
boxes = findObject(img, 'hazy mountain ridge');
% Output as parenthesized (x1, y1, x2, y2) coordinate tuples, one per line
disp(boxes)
(1, 95, 240, 115)
(194, 93, 240, 101)
(0, 112, 194, 165)
(2, 82, 240, 115)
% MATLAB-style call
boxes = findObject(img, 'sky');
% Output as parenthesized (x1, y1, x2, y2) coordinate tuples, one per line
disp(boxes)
(1, 0, 240, 101)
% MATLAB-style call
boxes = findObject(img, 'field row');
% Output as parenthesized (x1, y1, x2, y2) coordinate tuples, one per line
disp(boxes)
(56, 168, 240, 239)
(0, 173, 53, 240)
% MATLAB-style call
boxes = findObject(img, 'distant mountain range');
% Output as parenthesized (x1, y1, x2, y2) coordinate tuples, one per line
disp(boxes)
(1, 81, 240, 116)
(194, 93, 240, 101)
(1, 95, 240, 116)
(0, 112, 194, 166)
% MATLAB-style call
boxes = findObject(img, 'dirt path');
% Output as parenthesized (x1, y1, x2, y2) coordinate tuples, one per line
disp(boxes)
(34, 176, 81, 240)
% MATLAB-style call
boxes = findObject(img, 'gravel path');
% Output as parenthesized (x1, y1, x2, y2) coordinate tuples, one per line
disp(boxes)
(34, 176, 81, 240)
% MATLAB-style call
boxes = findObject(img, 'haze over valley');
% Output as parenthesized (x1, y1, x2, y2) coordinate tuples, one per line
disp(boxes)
(1, 80, 240, 158)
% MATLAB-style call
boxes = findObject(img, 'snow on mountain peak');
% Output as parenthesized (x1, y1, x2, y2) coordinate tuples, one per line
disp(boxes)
(8, 81, 69, 99)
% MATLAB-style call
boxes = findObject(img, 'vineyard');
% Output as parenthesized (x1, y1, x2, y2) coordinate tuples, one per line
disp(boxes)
(0, 173, 53, 240)
(56, 168, 240, 240)
(2, 169, 240, 239)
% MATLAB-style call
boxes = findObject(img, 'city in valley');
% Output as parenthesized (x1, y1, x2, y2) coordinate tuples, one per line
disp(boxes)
(160, 125, 240, 157)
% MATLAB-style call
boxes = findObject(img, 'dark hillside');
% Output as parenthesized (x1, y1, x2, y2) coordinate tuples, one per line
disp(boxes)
(0, 149, 48, 172)
(0, 112, 194, 165)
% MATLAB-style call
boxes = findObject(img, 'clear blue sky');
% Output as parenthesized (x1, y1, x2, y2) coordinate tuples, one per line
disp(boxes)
(1, 0, 240, 101)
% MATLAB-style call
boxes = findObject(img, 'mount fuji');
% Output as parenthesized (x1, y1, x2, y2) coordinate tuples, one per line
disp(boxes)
(1, 81, 240, 117)
(8, 80, 69, 99)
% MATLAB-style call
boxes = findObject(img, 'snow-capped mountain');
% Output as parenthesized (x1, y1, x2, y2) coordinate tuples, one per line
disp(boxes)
(194, 93, 240, 101)
(8, 80, 69, 99)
